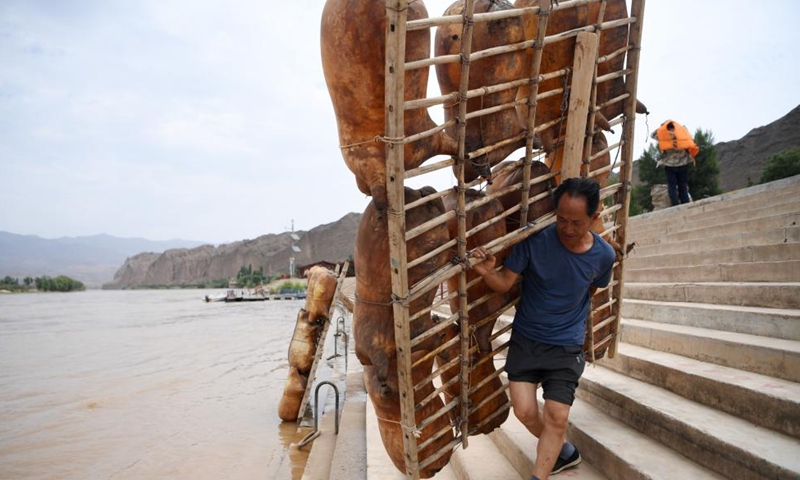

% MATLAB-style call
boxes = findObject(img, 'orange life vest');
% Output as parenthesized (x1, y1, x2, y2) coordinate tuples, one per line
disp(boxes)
(655, 120, 700, 158)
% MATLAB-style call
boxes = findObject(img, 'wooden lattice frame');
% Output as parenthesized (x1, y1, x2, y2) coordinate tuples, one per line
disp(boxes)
(383, 0, 647, 477)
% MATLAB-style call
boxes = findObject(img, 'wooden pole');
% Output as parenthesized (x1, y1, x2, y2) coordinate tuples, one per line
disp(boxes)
(582, 0, 607, 177)
(384, 1, 419, 478)
(521, 0, 552, 230)
(455, 0, 477, 451)
(609, 0, 647, 359)
(561, 31, 599, 180)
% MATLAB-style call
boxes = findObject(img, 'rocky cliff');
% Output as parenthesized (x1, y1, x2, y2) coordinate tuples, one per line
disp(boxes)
(715, 104, 800, 191)
(105, 212, 361, 288)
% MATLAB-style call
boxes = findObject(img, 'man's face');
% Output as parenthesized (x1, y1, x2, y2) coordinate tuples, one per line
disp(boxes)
(555, 194, 597, 244)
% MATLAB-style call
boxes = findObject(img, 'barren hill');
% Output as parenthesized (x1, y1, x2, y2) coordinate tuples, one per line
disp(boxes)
(104, 212, 361, 289)
(716, 104, 800, 191)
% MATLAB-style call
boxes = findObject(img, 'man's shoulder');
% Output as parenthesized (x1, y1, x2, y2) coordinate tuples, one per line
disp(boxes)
(592, 232, 616, 260)
(520, 223, 555, 247)
(534, 223, 558, 241)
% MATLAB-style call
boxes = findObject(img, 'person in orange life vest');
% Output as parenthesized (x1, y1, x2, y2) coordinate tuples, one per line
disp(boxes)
(651, 120, 699, 206)
(470, 178, 615, 479)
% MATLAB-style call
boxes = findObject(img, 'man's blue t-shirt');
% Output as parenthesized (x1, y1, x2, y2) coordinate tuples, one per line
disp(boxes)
(505, 224, 616, 346)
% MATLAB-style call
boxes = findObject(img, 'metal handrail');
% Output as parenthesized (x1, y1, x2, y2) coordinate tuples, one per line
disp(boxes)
(327, 316, 348, 361)
(296, 381, 340, 449)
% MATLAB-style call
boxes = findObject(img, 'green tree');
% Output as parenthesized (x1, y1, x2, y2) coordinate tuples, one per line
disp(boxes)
(0, 276, 23, 292)
(760, 148, 800, 184)
(236, 265, 268, 287)
(629, 183, 650, 216)
(34, 275, 84, 292)
(688, 129, 722, 200)
(629, 144, 663, 215)
(23, 277, 33, 287)
(272, 281, 306, 294)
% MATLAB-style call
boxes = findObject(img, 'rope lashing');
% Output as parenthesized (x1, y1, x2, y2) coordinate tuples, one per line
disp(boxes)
(354, 292, 408, 307)
(374, 414, 423, 438)
(339, 135, 406, 150)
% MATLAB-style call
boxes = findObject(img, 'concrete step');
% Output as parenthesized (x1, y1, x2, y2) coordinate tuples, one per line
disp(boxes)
(598, 343, 800, 439)
(619, 318, 800, 383)
(624, 259, 800, 283)
(449, 434, 525, 480)
(304, 389, 349, 480)
(624, 242, 800, 270)
(631, 211, 800, 247)
(488, 411, 608, 479)
(632, 188, 800, 234)
(567, 393, 727, 480)
(627, 224, 800, 260)
(365, 395, 459, 480)
(630, 198, 800, 241)
(621, 298, 800, 340)
(328, 362, 368, 480)
(579, 366, 800, 480)
(628, 175, 800, 231)
(623, 281, 800, 309)
(301, 342, 351, 480)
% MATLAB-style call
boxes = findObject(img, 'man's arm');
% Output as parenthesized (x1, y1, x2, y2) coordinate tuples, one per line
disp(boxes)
(470, 247, 519, 293)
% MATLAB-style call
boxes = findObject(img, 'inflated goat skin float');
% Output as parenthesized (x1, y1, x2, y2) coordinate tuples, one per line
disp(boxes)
(321, 0, 457, 213)
(514, 0, 638, 152)
(488, 160, 556, 234)
(364, 351, 453, 478)
(278, 366, 308, 422)
(353, 186, 453, 476)
(287, 308, 323, 376)
(305, 265, 337, 323)
(435, 0, 527, 182)
(279, 309, 322, 421)
(439, 189, 511, 434)
(278, 267, 338, 422)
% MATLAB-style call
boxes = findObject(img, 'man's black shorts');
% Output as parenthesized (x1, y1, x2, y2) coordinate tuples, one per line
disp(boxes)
(505, 331, 585, 406)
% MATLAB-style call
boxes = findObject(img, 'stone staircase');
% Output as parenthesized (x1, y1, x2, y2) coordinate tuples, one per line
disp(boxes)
(303, 174, 800, 480)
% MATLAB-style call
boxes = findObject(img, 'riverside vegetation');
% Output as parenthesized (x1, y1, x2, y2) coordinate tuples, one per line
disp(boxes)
(112, 265, 308, 294)
(0, 275, 85, 292)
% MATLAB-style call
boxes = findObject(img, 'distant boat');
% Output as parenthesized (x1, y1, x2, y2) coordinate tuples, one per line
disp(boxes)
(203, 292, 227, 303)
(203, 289, 266, 302)
(223, 289, 269, 302)
(203, 288, 307, 303)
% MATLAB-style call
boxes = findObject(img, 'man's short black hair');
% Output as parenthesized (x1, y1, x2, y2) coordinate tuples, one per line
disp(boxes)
(553, 177, 601, 216)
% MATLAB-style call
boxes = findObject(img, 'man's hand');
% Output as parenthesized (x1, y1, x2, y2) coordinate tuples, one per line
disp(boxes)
(469, 246, 519, 294)
(470, 246, 496, 276)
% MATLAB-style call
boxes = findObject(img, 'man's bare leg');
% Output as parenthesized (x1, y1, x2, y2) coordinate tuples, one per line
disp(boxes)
(532, 399, 571, 479)
(509, 380, 543, 436)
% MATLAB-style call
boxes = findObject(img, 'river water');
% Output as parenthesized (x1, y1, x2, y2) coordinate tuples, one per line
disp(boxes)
(0, 289, 331, 480)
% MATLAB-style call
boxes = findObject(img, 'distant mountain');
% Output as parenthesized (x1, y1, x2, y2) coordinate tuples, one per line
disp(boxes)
(715, 104, 800, 191)
(104, 212, 361, 289)
(53, 234, 206, 258)
(0, 232, 205, 287)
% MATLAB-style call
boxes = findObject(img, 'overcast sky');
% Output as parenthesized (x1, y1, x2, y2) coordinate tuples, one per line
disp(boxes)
(2, 1, 798, 244)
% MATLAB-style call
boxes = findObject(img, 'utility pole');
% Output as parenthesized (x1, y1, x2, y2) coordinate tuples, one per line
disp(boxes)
(289, 219, 301, 278)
